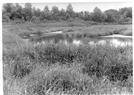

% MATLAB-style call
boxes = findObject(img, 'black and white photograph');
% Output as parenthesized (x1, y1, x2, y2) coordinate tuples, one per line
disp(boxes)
(2, 1, 133, 95)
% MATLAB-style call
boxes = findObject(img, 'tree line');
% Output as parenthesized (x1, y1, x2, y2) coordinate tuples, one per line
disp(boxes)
(2, 3, 132, 24)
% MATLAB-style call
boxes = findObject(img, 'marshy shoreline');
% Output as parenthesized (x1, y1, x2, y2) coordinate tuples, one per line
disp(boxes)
(3, 23, 133, 95)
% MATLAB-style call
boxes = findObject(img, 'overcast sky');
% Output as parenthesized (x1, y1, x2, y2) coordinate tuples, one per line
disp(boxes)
(19, 2, 132, 12)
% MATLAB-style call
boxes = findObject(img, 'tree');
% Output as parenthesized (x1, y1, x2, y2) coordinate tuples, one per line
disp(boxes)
(3, 3, 14, 13)
(43, 6, 50, 20)
(51, 6, 60, 20)
(91, 7, 106, 22)
(2, 3, 132, 24)
(104, 9, 120, 22)
(83, 11, 91, 21)
(59, 8, 66, 20)
(77, 11, 84, 19)
(66, 3, 73, 12)
(66, 3, 75, 19)
(119, 7, 132, 18)
(118, 7, 132, 24)
(11, 3, 23, 20)
(33, 8, 41, 17)
(23, 3, 32, 21)
(44, 6, 49, 13)
(2, 3, 14, 21)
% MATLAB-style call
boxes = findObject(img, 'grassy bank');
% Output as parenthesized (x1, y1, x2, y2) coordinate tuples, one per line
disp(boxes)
(3, 23, 132, 36)
(3, 41, 133, 95)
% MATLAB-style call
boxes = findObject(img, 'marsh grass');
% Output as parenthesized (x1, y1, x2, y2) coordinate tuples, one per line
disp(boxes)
(26, 64, 94, 95)
(3, 39, 133, 95)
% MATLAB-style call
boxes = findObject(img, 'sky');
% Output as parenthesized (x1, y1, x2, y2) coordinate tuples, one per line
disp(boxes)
(19, 2, 132, 12)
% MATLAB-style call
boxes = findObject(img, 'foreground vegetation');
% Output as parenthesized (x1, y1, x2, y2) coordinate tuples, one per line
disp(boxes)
(3, 40, 133, 95)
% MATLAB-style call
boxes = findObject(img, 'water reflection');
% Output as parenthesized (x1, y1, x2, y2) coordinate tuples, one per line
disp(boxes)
(33, 38, 132, 48)
(25, 31, 132, 47)
(88, 39, 132, 47)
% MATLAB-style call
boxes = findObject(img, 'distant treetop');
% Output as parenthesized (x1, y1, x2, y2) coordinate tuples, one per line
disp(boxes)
(2, 3, 132, 24)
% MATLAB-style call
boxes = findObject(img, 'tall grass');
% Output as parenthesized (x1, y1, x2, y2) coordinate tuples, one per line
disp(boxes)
(26, 64, 94, 95)
(3, 41, 133, 95)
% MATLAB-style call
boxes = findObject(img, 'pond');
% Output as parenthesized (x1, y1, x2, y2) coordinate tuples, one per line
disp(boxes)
(33, 37, 132, 48)
(22, 31, 132, 47)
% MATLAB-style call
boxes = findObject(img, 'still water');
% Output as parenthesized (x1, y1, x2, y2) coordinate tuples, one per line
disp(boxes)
(23, 31, 132, 47)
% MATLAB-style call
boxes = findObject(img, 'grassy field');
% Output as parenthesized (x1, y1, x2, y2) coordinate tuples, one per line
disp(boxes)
(3, 22, 132, 35)
(3, 22, 133, 95)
